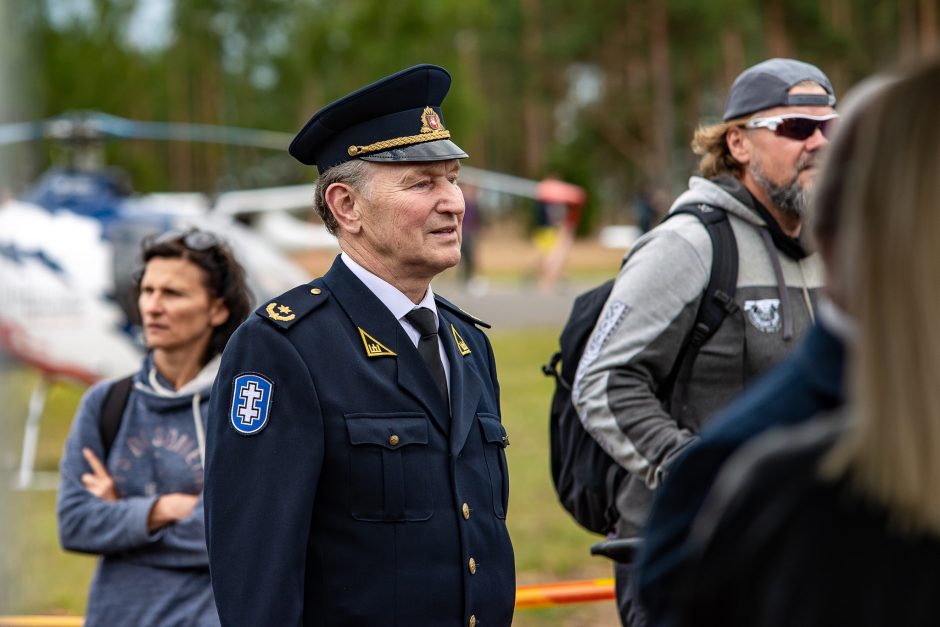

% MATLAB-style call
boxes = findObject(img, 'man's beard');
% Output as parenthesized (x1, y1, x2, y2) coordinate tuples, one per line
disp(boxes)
(749, 154, 815, 220)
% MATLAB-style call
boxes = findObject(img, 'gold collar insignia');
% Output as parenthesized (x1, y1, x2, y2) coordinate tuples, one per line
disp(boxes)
(451, 324, 471, 356)
(359, 327, 396, 358)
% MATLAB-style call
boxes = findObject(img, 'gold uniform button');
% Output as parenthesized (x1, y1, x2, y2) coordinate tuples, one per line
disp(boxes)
(469, 614, 477, 627)
(462, 502, 470, 519)
(310, 287, 322, 295)
(388, 434, 400, 446)
(468, 557, 477, 574)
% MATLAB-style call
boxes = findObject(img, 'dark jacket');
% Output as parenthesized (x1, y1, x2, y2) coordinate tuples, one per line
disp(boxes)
(637, 321, 845, 626)
(676, 415, 940, 627)
(204, 256, 515, 627)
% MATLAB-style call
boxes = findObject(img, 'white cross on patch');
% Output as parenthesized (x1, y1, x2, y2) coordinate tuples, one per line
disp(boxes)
(237, 381, 264, 426)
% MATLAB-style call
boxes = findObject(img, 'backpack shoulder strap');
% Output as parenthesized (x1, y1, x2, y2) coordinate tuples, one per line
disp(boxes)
(99, 375, 134, 460)
(662, 204, 739, 402)
(668, 203, 739, 348)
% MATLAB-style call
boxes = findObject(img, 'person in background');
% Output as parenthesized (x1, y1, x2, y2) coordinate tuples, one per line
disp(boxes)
(204, 64, 515, 627)
(459, 182, 484, 291)
(635, 72, 898, 627)
(676, 57, 940, 627)
(57, 229, 252, 626)
(572, 58, 836, 626)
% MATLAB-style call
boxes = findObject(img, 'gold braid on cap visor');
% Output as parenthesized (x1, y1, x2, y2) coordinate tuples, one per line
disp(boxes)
(347, 129, 452, 157)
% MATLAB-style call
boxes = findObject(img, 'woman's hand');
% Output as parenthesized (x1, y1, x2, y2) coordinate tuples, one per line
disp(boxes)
(147, 493, 200, 533)
(81, 447, 118, 501)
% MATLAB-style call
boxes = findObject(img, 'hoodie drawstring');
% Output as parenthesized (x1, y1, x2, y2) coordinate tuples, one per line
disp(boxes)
(192, 393, 206, 470)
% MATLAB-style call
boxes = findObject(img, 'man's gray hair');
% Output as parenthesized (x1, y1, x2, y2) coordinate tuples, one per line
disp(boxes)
(313, 159, 374, 235)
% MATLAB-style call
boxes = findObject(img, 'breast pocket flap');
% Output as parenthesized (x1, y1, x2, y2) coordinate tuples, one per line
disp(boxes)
(345, 413, 429, 449)
(478, 413, 508, 447)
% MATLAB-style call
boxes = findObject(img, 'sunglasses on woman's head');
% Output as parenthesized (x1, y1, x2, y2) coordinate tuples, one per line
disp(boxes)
(152, 229, 222, 251)
(744, 113, 840, 141)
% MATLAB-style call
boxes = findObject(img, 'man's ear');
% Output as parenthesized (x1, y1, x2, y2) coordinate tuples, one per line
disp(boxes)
(325, 182, 362, 235)
(726, 126, 751, 165)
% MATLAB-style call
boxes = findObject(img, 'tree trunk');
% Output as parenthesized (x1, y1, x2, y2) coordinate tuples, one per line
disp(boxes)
(649, 0, 674, 190)
(521, 0, 546, 177)
(763, 0, 793, 57)
(920, 0, 938, 56)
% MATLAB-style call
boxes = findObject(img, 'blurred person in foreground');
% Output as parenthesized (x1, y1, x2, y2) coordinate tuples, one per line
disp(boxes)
(636, 72, 900, 627)
(204, 64, 514, 627)
(675, 57, 940, 627)
(57, 229, 252, 626)
(572, 58, 836, 625)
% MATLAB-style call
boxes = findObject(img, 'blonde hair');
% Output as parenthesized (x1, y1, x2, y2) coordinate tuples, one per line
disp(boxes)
(691, 116, 749, 179)
(820, 58, 940, 534)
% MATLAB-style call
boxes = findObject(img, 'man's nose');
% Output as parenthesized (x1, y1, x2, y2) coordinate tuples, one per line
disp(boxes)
(804, 127, 830, 151)
(438, 185, 466, 215)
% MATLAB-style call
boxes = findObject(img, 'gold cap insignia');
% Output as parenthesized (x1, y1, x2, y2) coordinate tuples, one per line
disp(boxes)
(420, 106, 445, 134)
(359, 327, 396, 358)
(451, 324, 471, 356)
(266, 302, 296, 322)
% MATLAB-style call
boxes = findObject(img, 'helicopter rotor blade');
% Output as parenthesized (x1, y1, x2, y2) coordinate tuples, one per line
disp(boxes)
(0, 111, 295, 150)
(0, 122, 49, 146)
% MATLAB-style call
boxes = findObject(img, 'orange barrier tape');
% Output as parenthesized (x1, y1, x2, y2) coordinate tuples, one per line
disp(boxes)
(515, 577, 616, 609)
(1, 578, 617, 624)
(0, 619, 82, 627)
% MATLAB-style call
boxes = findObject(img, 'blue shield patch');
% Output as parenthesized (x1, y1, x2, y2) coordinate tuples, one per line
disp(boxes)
(230, 373, 273, 435)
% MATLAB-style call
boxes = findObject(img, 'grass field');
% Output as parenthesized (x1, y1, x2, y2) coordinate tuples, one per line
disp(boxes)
(1, 326, 621, 625)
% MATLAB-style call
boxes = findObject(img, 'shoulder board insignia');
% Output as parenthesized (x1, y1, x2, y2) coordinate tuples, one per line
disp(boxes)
(434, 295, 491, 328)
(451, 324, 471, 356)
(256, 282, 329, 329)
(359, 328, 397, 358)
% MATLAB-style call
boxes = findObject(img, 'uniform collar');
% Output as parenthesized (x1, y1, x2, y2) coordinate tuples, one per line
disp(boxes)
(340, 252, 439, 325)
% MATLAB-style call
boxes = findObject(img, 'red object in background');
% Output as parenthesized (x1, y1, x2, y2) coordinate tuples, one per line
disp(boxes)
(536, 178, 586, 208)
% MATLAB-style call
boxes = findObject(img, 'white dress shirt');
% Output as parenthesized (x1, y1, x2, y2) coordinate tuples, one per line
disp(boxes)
(341, 252, 451, 392)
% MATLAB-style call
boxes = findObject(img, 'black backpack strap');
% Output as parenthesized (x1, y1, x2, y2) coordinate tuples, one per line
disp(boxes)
(99, 375, 134, 460)
(662, 204, 739, 407)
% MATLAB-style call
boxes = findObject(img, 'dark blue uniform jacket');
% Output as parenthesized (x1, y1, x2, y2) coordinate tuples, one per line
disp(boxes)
(204, 257, 515, 627)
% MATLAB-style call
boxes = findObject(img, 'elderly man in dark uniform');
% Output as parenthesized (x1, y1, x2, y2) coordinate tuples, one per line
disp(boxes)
(204, 64, 514, 627)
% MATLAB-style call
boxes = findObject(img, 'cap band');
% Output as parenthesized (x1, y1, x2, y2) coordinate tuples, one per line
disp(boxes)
(785, 93, 836, 107)
(348, 129, 452, 157)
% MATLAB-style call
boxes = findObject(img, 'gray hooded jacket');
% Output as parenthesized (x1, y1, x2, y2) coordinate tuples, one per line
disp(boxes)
(57, 353, 221, 626)
(573, 176, 823, 537)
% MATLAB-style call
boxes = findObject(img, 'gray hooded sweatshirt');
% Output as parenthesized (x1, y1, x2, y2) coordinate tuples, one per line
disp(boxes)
(57, 353, 221, 626)
(573, 175, 823, 537)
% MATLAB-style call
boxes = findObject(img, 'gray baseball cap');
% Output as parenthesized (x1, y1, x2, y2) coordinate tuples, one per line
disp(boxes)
(723, 58, 836, 121)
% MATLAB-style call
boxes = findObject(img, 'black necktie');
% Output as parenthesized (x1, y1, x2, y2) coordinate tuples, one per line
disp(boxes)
(405, 307, 449, 404)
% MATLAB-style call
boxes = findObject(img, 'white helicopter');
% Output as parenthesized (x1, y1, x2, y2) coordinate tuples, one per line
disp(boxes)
(0, 111, 337, 488)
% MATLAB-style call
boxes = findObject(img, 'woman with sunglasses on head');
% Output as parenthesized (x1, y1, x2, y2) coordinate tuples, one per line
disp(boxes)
(57, 229, 252, 626)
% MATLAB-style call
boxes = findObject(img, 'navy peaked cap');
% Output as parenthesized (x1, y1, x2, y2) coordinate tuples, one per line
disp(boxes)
(724, 58, 836, 121)
(289, 64, 468, 174)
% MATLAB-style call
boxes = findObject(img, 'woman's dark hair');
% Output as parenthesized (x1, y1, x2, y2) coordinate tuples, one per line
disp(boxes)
(133, 229, 253, 364)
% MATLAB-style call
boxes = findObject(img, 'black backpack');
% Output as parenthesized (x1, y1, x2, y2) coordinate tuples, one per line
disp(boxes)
(98, 375, 134, 460)
(542, 203, 739, 535)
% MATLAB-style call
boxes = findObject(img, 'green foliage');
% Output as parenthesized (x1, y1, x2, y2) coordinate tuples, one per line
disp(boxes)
(8, 0, 937, 223)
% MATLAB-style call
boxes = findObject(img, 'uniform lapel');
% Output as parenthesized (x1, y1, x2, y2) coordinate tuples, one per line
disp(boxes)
(322, 257, 451, 435)
(439, 311, 483, 454)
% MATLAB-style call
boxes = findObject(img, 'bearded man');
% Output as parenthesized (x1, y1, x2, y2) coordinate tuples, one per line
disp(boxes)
(572, 58, 837, 627)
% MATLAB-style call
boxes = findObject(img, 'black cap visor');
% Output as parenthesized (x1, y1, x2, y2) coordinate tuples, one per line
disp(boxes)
(360, 138, 468, 163)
